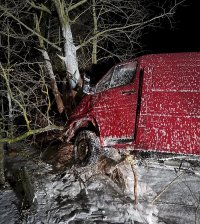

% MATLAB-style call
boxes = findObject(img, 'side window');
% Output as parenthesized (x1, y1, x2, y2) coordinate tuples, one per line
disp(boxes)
(95, 67, 114, 93)
(110, 62, 137, 88)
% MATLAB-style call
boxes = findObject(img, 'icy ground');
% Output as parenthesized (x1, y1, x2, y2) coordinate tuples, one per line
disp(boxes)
(1, 147, 200, 224)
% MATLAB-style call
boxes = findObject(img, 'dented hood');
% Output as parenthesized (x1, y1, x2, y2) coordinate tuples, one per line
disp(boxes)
(70, 95, 92, 119)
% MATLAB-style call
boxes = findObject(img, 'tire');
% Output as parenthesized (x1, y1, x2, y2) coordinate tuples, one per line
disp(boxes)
(74, 130, 101, 166)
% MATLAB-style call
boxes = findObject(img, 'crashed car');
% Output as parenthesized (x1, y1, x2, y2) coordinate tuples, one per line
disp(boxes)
(65, 52, 200, 165)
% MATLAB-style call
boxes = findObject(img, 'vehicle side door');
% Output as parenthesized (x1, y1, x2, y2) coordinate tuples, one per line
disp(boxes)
(92, 62, 139, 146)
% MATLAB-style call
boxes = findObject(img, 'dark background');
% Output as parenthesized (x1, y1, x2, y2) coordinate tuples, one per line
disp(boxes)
(141, 1, 200, 54)
(91, 1, 200, 83)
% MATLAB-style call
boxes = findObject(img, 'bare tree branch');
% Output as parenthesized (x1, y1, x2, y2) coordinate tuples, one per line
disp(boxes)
(68, 0, 88, 12)
(0, 125, 64, 144)
(0, 63, 31, 131)
(0, 4, 61, 51)
(77, 10, 176, 50)
(26, 0, 51, 14)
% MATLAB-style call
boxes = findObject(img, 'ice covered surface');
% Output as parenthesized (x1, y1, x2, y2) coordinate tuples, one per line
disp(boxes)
(22, 162, 158, 224)
(138, 160, 200, 224)
(1, 144, 200, 224)
(0, 187, 20, 224)
(20, 157, 200, 224)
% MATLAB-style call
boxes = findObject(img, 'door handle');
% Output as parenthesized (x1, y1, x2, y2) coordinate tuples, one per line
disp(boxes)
(121, 90, 136, 95)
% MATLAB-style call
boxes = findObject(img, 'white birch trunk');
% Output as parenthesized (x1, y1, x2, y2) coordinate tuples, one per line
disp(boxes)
(7, 89, 13, 134)
(61, 24, 81, 89)
(51, 0, 81, 90)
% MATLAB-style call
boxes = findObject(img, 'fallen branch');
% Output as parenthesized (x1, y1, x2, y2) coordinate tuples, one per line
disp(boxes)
(0, 125, 64, 144)
(131, 164, 138, 205)
(126, 155, 138, 206)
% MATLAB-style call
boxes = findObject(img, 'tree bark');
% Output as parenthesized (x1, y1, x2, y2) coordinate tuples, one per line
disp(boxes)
(92, 0, 98, 64)
(35, 14, 64, 114)
(52, 0, 81, 89)
(62, 23, 81, 89)
(0, 141, 5, 185)
(42, 50, 65, 114)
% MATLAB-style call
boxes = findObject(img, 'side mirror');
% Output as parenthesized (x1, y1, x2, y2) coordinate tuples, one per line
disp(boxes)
(83, 74, 95, 94)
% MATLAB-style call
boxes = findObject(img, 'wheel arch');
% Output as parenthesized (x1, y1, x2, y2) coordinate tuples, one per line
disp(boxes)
(72, 121, 99, 144)
(66, 116, 100, 144)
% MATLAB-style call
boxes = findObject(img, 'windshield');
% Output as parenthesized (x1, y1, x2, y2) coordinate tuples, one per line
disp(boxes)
(96, 61, 137, 93)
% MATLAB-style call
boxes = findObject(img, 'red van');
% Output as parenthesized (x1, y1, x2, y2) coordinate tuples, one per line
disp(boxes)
(65, 52, 200, 164)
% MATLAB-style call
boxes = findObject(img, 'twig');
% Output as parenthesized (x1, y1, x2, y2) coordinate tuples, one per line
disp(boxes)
(152, 172, 184, 204)
(195, 196, 200, 224)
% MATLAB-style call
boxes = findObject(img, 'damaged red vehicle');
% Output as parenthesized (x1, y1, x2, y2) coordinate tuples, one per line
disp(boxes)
(65, 52, 200, 164)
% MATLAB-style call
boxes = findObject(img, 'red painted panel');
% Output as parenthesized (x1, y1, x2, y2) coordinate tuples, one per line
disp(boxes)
(137, 52, 200, 155)
(152, 66, 200, 91)
(142, 116, 199, 155)
(90, 62, 139, 146)
(147, 92, 199, 116)
(91, 82, 138, 146)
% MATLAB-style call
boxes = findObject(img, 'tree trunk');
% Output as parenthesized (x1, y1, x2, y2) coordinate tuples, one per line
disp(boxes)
(35, 14, 64, 114)
(42, 50, 65, 114)
(92, 0, 98, 64)
(62, 23, 81, 89)
(52, 0, 81, 89)
(0, 141, 5, 185)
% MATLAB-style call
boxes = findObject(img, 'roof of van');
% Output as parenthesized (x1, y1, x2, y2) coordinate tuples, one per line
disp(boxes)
(138, 51, 200, 63)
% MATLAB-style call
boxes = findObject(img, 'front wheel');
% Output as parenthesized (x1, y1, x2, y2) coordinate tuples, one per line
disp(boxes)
(74, 130, 101, 166)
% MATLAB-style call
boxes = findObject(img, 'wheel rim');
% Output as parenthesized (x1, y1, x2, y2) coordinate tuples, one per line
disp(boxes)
(77, 139, 89, 161)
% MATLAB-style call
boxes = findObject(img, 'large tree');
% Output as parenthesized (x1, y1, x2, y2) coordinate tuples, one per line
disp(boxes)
(0, 0, 185, 144)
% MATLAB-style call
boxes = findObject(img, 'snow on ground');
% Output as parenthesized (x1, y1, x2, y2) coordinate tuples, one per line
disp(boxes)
(23, 156, 200, 224)
(0, 186, 20, 224)
(1, 148, 200, 224)
(22, 161, 159, 224)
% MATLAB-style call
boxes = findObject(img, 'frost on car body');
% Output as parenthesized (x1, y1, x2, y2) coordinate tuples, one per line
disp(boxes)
(65, 52, 200, 157)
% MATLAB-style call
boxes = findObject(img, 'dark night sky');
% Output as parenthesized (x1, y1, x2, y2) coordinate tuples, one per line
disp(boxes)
(92, 1, 200, 82)
(141, 1, 200, 54)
